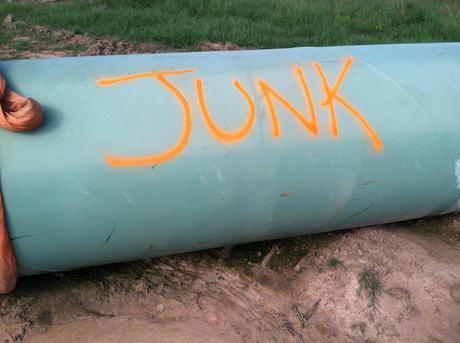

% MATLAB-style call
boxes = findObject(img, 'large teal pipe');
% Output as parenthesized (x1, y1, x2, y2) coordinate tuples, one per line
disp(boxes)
(0, 43, 459, 276)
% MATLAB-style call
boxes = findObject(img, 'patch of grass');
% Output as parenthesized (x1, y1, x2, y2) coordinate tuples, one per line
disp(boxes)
(1, 0, 459, 50)
(0, 28, 13, 45)
(11, 39, 31, 51)
(188, 248, 222, 267)
(328, 257, 342, 268)
(223, 240, 272, 274)
(357, 267, 382, 313)
(224, 231, 339, 272)
(396, 214, 460, 244)
(65, 42, 88, 56)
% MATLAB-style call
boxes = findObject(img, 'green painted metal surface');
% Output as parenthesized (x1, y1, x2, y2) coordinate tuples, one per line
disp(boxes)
(0, 43, 459, 276)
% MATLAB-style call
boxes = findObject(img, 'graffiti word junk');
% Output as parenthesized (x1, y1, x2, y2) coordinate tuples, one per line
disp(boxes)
(97, 57, 383, 167)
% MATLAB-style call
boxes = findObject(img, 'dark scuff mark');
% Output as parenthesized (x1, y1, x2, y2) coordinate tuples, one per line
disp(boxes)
(105, 224, 116, 244)
(360, 180, 376, 186)
(280, 192, 294, 198)
(151, 164, 157, 170)
(345, 202, 375, 220)
(11, 231, 60, 241)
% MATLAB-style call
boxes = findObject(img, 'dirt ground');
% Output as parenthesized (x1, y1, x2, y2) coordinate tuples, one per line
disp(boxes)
(1, 16, 460, 343)
(1, 217, 459, 343)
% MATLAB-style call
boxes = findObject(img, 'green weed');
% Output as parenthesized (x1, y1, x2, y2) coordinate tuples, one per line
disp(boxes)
(357, 267, 382, 313)
(328, 257, 342, 268)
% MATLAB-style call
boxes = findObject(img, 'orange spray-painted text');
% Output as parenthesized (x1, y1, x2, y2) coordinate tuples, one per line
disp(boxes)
(97, 57, 383, 167)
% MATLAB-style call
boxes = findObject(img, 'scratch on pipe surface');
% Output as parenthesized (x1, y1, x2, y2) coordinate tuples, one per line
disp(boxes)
(123, 191, 136, 206)
(345, 201, 375, 220)
(211, 163, 226, 182)
(11, 231, 61, 241)
(105, 224, 117, 244)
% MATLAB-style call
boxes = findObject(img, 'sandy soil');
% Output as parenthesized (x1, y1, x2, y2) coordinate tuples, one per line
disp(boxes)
(1, 15, 459, 343)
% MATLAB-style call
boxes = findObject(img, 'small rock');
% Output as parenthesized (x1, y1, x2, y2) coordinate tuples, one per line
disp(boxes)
(206, 313, 218, 323)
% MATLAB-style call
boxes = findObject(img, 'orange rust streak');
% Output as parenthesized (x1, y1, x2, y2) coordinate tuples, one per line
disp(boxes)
(257, 66, 318, 138)
(196, 79, 256, 143)
(104, 72, 193, 167)
(312, 58, 383, 150)
(97, 69, 194, 87)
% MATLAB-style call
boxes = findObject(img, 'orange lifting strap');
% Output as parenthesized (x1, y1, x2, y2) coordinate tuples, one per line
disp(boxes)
(0, 74, 43, 294)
